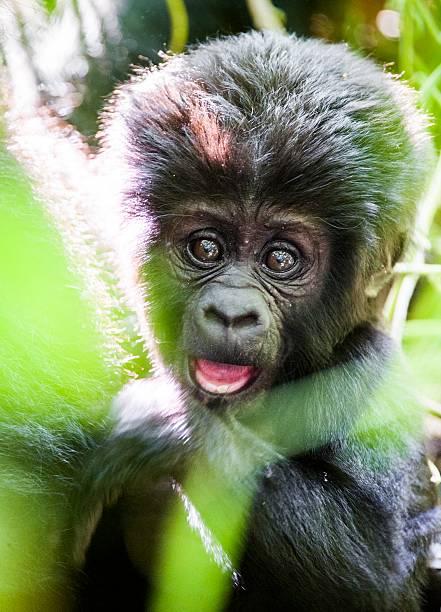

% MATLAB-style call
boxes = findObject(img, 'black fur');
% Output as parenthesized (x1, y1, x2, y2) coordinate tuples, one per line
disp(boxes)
(75, 31, 441, 611)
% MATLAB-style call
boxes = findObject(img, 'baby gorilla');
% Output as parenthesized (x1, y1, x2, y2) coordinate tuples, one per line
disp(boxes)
(76, 31, 441, 611)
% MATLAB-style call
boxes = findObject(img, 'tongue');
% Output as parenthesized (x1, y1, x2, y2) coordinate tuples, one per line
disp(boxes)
(194, 359, 256, 394)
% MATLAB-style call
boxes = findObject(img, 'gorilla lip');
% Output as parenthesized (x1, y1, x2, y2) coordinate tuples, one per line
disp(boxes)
(193, 358, 260, 395)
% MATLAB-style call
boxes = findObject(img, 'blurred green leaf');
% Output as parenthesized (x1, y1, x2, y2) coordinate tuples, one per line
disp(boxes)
(41, 0, 57, 13)
(0, 141, 120, 609)
(0, 148, 118, 427)
(152, 464, 252, 612)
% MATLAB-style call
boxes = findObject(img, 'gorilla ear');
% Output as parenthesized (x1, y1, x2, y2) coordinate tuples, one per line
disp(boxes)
(72, 499, 105, 567)
(365, 232, 410, 299)
(365, 258, 393, 299)
(72, 485, 123, 567)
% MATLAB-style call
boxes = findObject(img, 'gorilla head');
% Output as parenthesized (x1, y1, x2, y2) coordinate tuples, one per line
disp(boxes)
(103, 31, 431, 410)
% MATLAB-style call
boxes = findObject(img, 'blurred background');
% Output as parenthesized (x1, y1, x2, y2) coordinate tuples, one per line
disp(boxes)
(1, 1, 441, 610)
(1, 0, 439, 140)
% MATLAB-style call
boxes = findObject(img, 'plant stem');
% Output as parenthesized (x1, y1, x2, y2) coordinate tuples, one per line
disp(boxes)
(387, 153, 441, 340)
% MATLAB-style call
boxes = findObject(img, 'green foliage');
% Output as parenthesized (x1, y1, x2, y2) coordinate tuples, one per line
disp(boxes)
(393, 0, 441, 141)
(385, 0, 441, 410)
(0, 142, 121, 610)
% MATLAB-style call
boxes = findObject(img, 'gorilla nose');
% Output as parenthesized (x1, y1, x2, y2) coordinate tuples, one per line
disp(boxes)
(204, 304, 259, 330)
(195, 287, 270, 345)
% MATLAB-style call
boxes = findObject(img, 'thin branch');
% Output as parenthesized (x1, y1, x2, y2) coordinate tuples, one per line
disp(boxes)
(393, 263, 441, 275)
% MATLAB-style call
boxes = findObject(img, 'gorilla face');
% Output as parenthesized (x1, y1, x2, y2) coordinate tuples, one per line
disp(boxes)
(144, 201, 331, 406)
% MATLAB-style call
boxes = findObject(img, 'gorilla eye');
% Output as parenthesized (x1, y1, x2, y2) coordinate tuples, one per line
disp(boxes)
(261, 244, 302, 277)
(266, 249, 296, 272)
(188, 236, 223, 266)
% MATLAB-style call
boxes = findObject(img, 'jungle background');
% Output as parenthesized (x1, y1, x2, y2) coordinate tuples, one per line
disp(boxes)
(1, 0, 441, 610)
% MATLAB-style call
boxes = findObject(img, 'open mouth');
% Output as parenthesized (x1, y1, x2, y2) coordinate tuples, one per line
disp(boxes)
(192, 358, 261, 396)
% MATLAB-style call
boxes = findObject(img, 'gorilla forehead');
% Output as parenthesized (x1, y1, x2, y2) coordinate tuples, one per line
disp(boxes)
(119, 31, 429, 244)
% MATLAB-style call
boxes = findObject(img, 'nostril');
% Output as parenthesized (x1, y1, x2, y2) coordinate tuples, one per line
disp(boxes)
(204, 305, 228, 326)
(233, 313, 259, 330)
